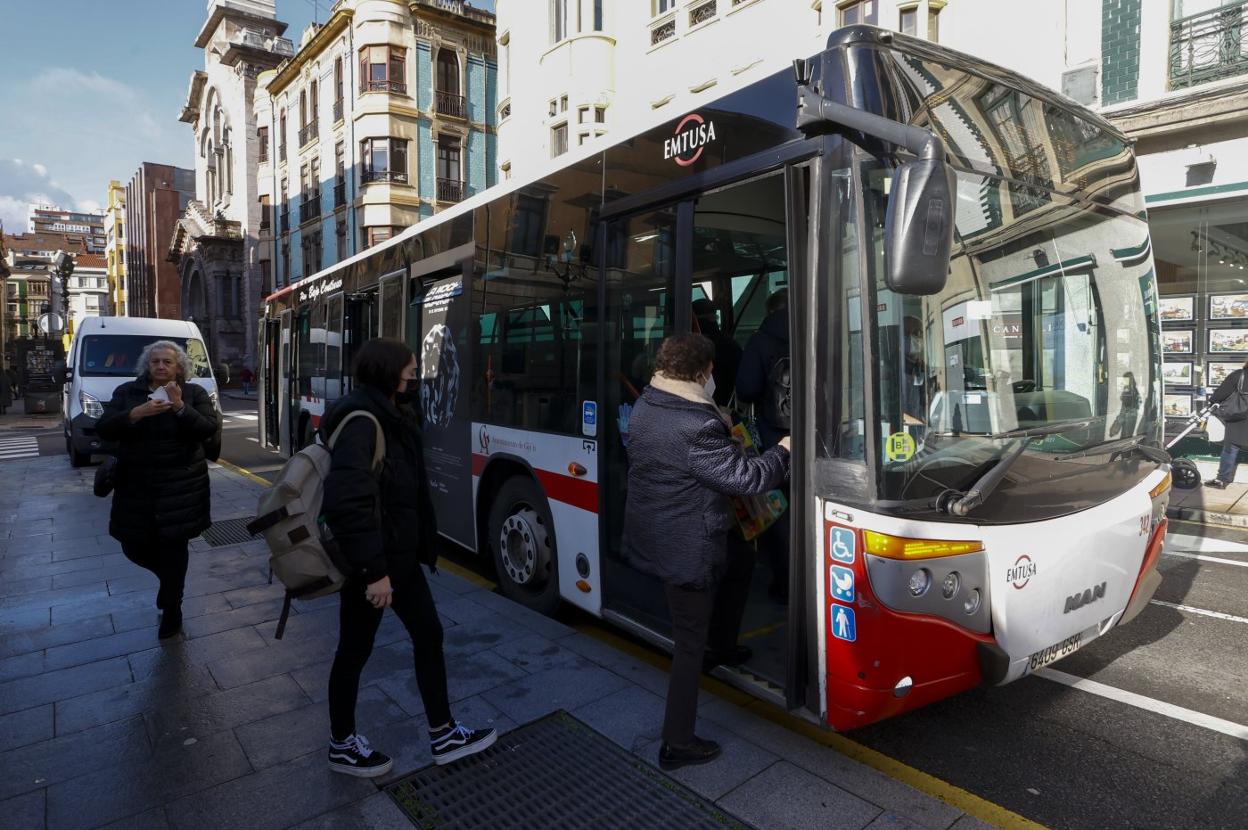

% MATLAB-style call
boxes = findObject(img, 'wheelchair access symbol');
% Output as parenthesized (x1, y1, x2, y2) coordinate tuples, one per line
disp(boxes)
(829, 527, 856, 564)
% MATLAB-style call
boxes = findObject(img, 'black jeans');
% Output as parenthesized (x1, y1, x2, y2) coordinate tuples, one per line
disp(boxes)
(661, 541, 756, 745)
(121, 538, 190, 610)
(328, 566, 451, 742)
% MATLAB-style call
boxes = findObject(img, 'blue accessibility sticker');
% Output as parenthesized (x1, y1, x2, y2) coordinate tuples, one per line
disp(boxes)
(829, 565, 855, 603)
(830, 603, 857, 642)
(582, 401, 598, 437)
(829, 527, 856, 564)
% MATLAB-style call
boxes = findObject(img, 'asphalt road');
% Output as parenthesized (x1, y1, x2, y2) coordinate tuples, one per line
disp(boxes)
(214, 399, 1247, 830)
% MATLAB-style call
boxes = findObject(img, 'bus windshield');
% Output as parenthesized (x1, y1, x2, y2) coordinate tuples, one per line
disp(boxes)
(861, 162, 1161, 515)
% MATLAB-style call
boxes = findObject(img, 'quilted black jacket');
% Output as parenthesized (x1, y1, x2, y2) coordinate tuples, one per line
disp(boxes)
(319, 386, 439, 584)
(96, 380, 217, 543)
(623, 386, 789, 589)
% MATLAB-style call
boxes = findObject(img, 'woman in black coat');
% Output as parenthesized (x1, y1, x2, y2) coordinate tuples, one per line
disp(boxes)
(1207, 361, 1248, 488)
(319, 337, 495, 778)
(623, 333, 790, 771)
(96, 340, 218, 638)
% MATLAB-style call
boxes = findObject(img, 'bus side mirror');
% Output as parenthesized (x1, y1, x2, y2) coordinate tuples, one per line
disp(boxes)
(885, 158, 957, 296)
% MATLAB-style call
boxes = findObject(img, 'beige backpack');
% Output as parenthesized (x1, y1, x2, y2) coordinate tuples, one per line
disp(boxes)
(246, 410, 385, 638)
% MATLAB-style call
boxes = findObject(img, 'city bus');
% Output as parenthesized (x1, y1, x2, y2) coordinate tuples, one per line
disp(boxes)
(258, 26, 1170, 731)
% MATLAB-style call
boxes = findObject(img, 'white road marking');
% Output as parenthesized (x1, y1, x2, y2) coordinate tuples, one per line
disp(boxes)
(1162, 550, 1248, 569)
(1166, 533, 1248, 555)
(0, 438, 39, 460)
(246, 437, 259, 443)
(1037, 668, 1248, 741)
(1149, 599, 1248, 626)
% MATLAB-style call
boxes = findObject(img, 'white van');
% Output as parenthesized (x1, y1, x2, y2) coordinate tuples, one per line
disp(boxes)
(62, 317, 219, 466)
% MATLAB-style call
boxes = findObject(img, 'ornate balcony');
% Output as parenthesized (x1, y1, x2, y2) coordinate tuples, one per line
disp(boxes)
(650, 12, 676, 46)
(362, 80, 407, 95)
(299, 197, 321, 224)
(436, 91, 466, 119)
(362, 170, 409, 185)
(1170, 1, 1248, 89)
(437, 178, 464, 203)
(298, 123, 317, 148)
(333, 99, 344, 123)
(689, 0, 717, 27)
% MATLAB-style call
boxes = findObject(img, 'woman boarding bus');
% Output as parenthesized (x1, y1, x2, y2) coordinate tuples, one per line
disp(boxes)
(258, 26, 1168, 731)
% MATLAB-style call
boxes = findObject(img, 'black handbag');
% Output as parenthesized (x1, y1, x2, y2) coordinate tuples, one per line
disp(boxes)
(93, 456, 117, 498)
(1219, 372, 1248, 424)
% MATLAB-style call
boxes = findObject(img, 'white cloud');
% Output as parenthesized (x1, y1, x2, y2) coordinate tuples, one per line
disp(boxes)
(0, 67, 194, 224)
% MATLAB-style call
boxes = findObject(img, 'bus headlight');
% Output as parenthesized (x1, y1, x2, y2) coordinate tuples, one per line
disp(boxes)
(963, 589, 982, 615)
(942, 571, 960, 599)
(908, 568, 931, 597)
(79, 391, 104, 419)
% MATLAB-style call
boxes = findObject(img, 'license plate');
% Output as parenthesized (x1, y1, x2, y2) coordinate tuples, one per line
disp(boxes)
(1025, 632, 1085, 674)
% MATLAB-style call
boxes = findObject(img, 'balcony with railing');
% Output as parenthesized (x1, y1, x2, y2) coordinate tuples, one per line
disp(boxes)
(650, 10, 676, 46)
(363, 79, 407, 95)
(298, 123, 317, 148)
(299, 197, 321, 225)
(436, 90, 466, 119)
(362, 170, 409, 185)
(279, 209, 289, 234)
(279, 143, 287, 163)
(1170, 1, 1248, 89)
(689, 0, 718, 28)
(333, 99, 344, 123)
(437, 178, 464, 203)
(334, 181, 347, 207)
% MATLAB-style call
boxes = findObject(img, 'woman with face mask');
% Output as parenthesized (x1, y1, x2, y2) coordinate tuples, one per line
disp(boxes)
(319, 337, 495, 777)
(622, 333, 791, 771)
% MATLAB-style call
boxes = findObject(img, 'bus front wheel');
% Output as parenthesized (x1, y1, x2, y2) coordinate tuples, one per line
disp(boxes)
(487, 476, 560, 615)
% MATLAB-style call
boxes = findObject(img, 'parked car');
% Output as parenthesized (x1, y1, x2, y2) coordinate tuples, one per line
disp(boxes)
(62, 317, 219, 467)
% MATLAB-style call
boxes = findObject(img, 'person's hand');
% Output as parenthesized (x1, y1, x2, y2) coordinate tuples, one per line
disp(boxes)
(778, 436, 792, 452)
(129, 399, 172, 422)
(366, 576, 393, 609)
(165, 381, 184, 411)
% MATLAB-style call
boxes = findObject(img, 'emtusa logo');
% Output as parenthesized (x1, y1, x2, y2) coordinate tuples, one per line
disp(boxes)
(1006, 554, 1037, 590)
(478, 425, 490, 455)
(664, 113, 718, 167)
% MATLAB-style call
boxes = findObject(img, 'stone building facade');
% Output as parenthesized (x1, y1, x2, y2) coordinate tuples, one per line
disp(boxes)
(172, 0, 294, 373)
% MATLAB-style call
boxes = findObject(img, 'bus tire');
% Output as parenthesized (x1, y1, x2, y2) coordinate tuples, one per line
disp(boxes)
(67, 436, 89, 468)
(487, 476, 560, 616)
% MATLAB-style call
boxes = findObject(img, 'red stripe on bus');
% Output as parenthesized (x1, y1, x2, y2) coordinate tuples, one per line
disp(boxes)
(471, 453, 598, 513)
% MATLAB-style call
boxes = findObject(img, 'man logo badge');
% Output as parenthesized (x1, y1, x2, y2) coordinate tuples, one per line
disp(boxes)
(1064, 581, 1106, 613)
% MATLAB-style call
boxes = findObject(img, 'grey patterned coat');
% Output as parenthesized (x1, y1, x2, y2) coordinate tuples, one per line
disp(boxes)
(623, 387, 789, 589)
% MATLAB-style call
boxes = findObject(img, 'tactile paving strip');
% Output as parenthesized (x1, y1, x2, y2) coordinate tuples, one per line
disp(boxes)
(385, 710, 754, 830)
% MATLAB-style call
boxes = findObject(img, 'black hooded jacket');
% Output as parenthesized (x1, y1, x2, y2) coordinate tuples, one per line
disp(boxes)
(96, 380, 217, 543)
(736, 309, 789, 447)
(319, 386, 438, 584)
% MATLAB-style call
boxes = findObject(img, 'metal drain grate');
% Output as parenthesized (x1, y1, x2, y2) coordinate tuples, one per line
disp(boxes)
(385, 710, 754, 830)
(200, 518, 256, 547)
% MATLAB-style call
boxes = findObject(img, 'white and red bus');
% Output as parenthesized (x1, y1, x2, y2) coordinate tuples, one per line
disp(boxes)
(259, 26, 1169, 730)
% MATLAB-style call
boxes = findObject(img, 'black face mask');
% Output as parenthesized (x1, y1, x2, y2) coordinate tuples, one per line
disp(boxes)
(394, 389, 417, 407)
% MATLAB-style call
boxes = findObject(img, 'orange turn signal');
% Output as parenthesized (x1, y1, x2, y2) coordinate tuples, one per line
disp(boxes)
(568, 462, 588, 477)
(575, 579, 592, 593)
(1149, 472, 1171, 500)
(862, 530, 984, 561)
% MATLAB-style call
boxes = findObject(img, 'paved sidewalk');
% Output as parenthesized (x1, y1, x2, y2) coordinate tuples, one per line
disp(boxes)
(0, 455, 998, 830)
(0, 398, 62, 433)
(1167, 458, 1248, 529)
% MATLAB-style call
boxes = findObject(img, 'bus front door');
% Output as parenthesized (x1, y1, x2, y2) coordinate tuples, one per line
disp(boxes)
(262, 318, 281, 447)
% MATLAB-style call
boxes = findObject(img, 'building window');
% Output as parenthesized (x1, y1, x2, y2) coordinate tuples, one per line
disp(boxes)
(899, 5, 917, 35)
(336, 220, 347, 262)
(838, 0, 873, 26)
(593, 0, 603, 30)
(552, 0, 568, 42)
(333, 57, 344, 121)
(437, 135, 463, 202)
(578, 105, 589, 123)
(259, 194, 271, 232)
(310, 78, 319, 125)
(281, 242, 290, 286)
(359, 45, 407, 94)
(361, 137, 409, 184)
(279, 109, 288, 162)
(654, 0, 676, 14)
(595, 105, 607, 123)
(927, 4, 940, 40)
(364, 226, 397, 248)
(335, 141, 346, 207)
(436, 50, 465, 118)
(258, 126, 269, 162)
(551, 123, 568, 157)
(260, 259, 272, 292)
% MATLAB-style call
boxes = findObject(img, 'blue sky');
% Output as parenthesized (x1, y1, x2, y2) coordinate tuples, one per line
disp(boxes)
(0, 0, 494, 233)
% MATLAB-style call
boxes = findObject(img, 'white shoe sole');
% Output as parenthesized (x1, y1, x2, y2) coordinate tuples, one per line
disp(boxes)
(328, 757, 394, 778)
(433, 730, 497, 765)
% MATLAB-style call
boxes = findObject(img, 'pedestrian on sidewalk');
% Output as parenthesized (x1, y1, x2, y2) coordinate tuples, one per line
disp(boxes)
(0, 363, 10, 415)
(96, 340, 219, 639)
(622, 333, 790, 771)
(319, 337, 495, 778)
(240, 365, 254, 396)
(1206, 360, 1248, 489)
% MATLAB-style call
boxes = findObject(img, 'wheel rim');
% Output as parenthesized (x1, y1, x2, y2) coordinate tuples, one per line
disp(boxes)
(498, 507, 550, 589)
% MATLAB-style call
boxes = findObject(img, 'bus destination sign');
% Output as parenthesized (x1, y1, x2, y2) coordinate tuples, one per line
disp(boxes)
(298, 277, 343, 304)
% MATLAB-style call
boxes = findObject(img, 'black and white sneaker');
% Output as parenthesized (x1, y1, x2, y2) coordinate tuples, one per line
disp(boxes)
(430, 721, 497, 765)
(328, 732, 394, 778)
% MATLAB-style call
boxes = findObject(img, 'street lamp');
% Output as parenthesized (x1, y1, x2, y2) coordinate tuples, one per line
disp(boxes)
(51, 250, 74, 346)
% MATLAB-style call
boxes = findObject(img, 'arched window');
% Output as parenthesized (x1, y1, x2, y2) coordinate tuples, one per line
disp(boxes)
(435, 50, 463, 117)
